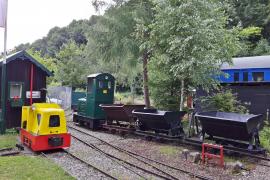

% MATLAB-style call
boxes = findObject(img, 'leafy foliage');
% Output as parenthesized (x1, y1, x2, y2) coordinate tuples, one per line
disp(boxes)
(27, 49, 57, 84)
(199, 89, 247, 113)
(85, 0, 153, 106)
(148, 0, 240, 109)
(260, 123, 270, 152)
(148, 56, 181, 111)
(54, 42, 88, 89)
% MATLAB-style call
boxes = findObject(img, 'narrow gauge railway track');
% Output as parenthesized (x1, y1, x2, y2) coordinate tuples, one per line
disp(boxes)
(89, 122, 270, 162)
(68, 124, 213, 180)
(0, 147, 20, 156)
(41, 150, 118, 180)
(71, 134, 178, 180)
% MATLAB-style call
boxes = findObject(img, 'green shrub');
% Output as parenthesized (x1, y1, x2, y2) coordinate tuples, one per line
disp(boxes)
(114, 92, 125, 102)
(260, 123, 270, 152)
(199, 89, 247, 113)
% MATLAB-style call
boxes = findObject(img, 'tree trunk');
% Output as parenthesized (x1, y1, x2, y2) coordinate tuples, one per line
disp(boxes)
(130, 81, 135, 104)
(179, 79, 184, 111)
(143, 51, 151, 108)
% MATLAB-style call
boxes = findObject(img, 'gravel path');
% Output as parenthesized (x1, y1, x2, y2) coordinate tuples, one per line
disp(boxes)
(68, 124, 213, 180)
(69, 137, 157, 180)
(65, 115, 270, 180)
(44, 151, 112, 180)
(67, 123, 270, 180)
(240, 160, 270, 180)
(69, 127, 193, 180)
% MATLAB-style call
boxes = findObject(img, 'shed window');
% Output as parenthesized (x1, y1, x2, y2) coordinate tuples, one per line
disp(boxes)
(252, 72, 264, 82)
(49, 115, 60, 127)
(10, 83, 22, 98)
(234, 72, 239, 82)
(243, 72, 248, 82)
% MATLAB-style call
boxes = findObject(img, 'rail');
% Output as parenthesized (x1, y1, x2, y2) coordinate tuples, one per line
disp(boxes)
(68, 124, 213, 180)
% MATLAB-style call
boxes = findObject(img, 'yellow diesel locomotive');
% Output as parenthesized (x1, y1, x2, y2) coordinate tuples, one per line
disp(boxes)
(20, 103, 71, 151)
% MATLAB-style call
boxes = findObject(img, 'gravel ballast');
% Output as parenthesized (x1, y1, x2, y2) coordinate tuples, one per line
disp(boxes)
(67, 123, 270, 180)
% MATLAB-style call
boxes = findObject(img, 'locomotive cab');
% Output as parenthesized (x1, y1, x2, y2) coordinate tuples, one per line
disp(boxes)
(74, 73, 115, 129)
(20, 103, 71, 151)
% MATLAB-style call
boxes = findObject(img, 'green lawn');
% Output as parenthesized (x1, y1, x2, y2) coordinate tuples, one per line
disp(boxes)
(0, 156, 74, 180)
(0, 133, 17, 149)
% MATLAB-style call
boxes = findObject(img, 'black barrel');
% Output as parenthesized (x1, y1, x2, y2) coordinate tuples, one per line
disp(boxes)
(195, 111, 263, 142)
(100, 104, 145, 124)
(132, 109, 186, 136)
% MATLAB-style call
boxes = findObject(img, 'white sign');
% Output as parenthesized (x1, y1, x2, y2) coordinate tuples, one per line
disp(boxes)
(26, 91, 41, 99)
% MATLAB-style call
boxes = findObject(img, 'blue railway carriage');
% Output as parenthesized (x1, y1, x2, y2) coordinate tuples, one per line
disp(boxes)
(218, 55, 270, 118)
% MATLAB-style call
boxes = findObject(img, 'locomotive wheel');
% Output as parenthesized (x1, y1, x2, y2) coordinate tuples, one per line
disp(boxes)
(79, 121, 84, 126)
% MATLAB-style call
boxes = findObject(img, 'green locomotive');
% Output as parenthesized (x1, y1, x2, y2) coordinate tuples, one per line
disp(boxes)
(73, 73, 115, 129)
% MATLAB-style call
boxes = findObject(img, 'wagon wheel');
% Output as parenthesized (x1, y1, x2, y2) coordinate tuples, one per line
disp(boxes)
(136, 120, 146, 131)
(106, 119, 113, 125)
(199, 130, 205, 141)
(168, 129, 177, 136)
(79, 121, 84, 126)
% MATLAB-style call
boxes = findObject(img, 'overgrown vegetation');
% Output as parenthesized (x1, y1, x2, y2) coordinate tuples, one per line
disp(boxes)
(114, 92, 144, 104)
(0, 156, 74, 179)
(260, 122, 270, 152)
(199, 89, 248, 113)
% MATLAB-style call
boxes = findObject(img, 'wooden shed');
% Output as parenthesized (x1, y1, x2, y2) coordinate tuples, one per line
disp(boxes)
(0, 50, 52, 132)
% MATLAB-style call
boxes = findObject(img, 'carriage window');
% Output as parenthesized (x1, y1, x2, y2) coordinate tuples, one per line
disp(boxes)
(10, 83, 22, 98)
(99, 81, 104, 88)
(49, 115, 60, 127)
(243, 72, 248, 82)
(252, 72, 264, 82)
(234, 72, 239, 82)
(108, 81, 111, 89)
(87, 79, 93, 93)
(37, 114, 41, 126)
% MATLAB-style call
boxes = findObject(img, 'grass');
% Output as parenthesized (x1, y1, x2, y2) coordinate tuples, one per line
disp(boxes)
(0, 156, 74, 180)
(0, 129, 18, 149)
(260, 123, 270, 152)
(159, 145, 181, 156)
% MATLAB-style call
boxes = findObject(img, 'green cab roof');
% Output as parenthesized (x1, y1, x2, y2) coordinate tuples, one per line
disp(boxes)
(0, 50, 53, 76)
(87, 73, 115, 79)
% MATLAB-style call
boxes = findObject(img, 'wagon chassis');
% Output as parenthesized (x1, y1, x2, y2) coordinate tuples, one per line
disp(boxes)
(73, 113, 104, 130)
(101, 123, 136, 133)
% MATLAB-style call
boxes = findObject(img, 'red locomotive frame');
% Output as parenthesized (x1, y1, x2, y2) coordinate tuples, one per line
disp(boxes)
(20, 129, 71, 151)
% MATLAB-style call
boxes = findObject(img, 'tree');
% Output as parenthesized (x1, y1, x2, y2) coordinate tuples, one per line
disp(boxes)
(27, 49, 57, 85)
(224, 0, 270, 57)
(149, 0, 240, 110)
(86, 0, 153, 107)
(54, 41, 88, 89)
